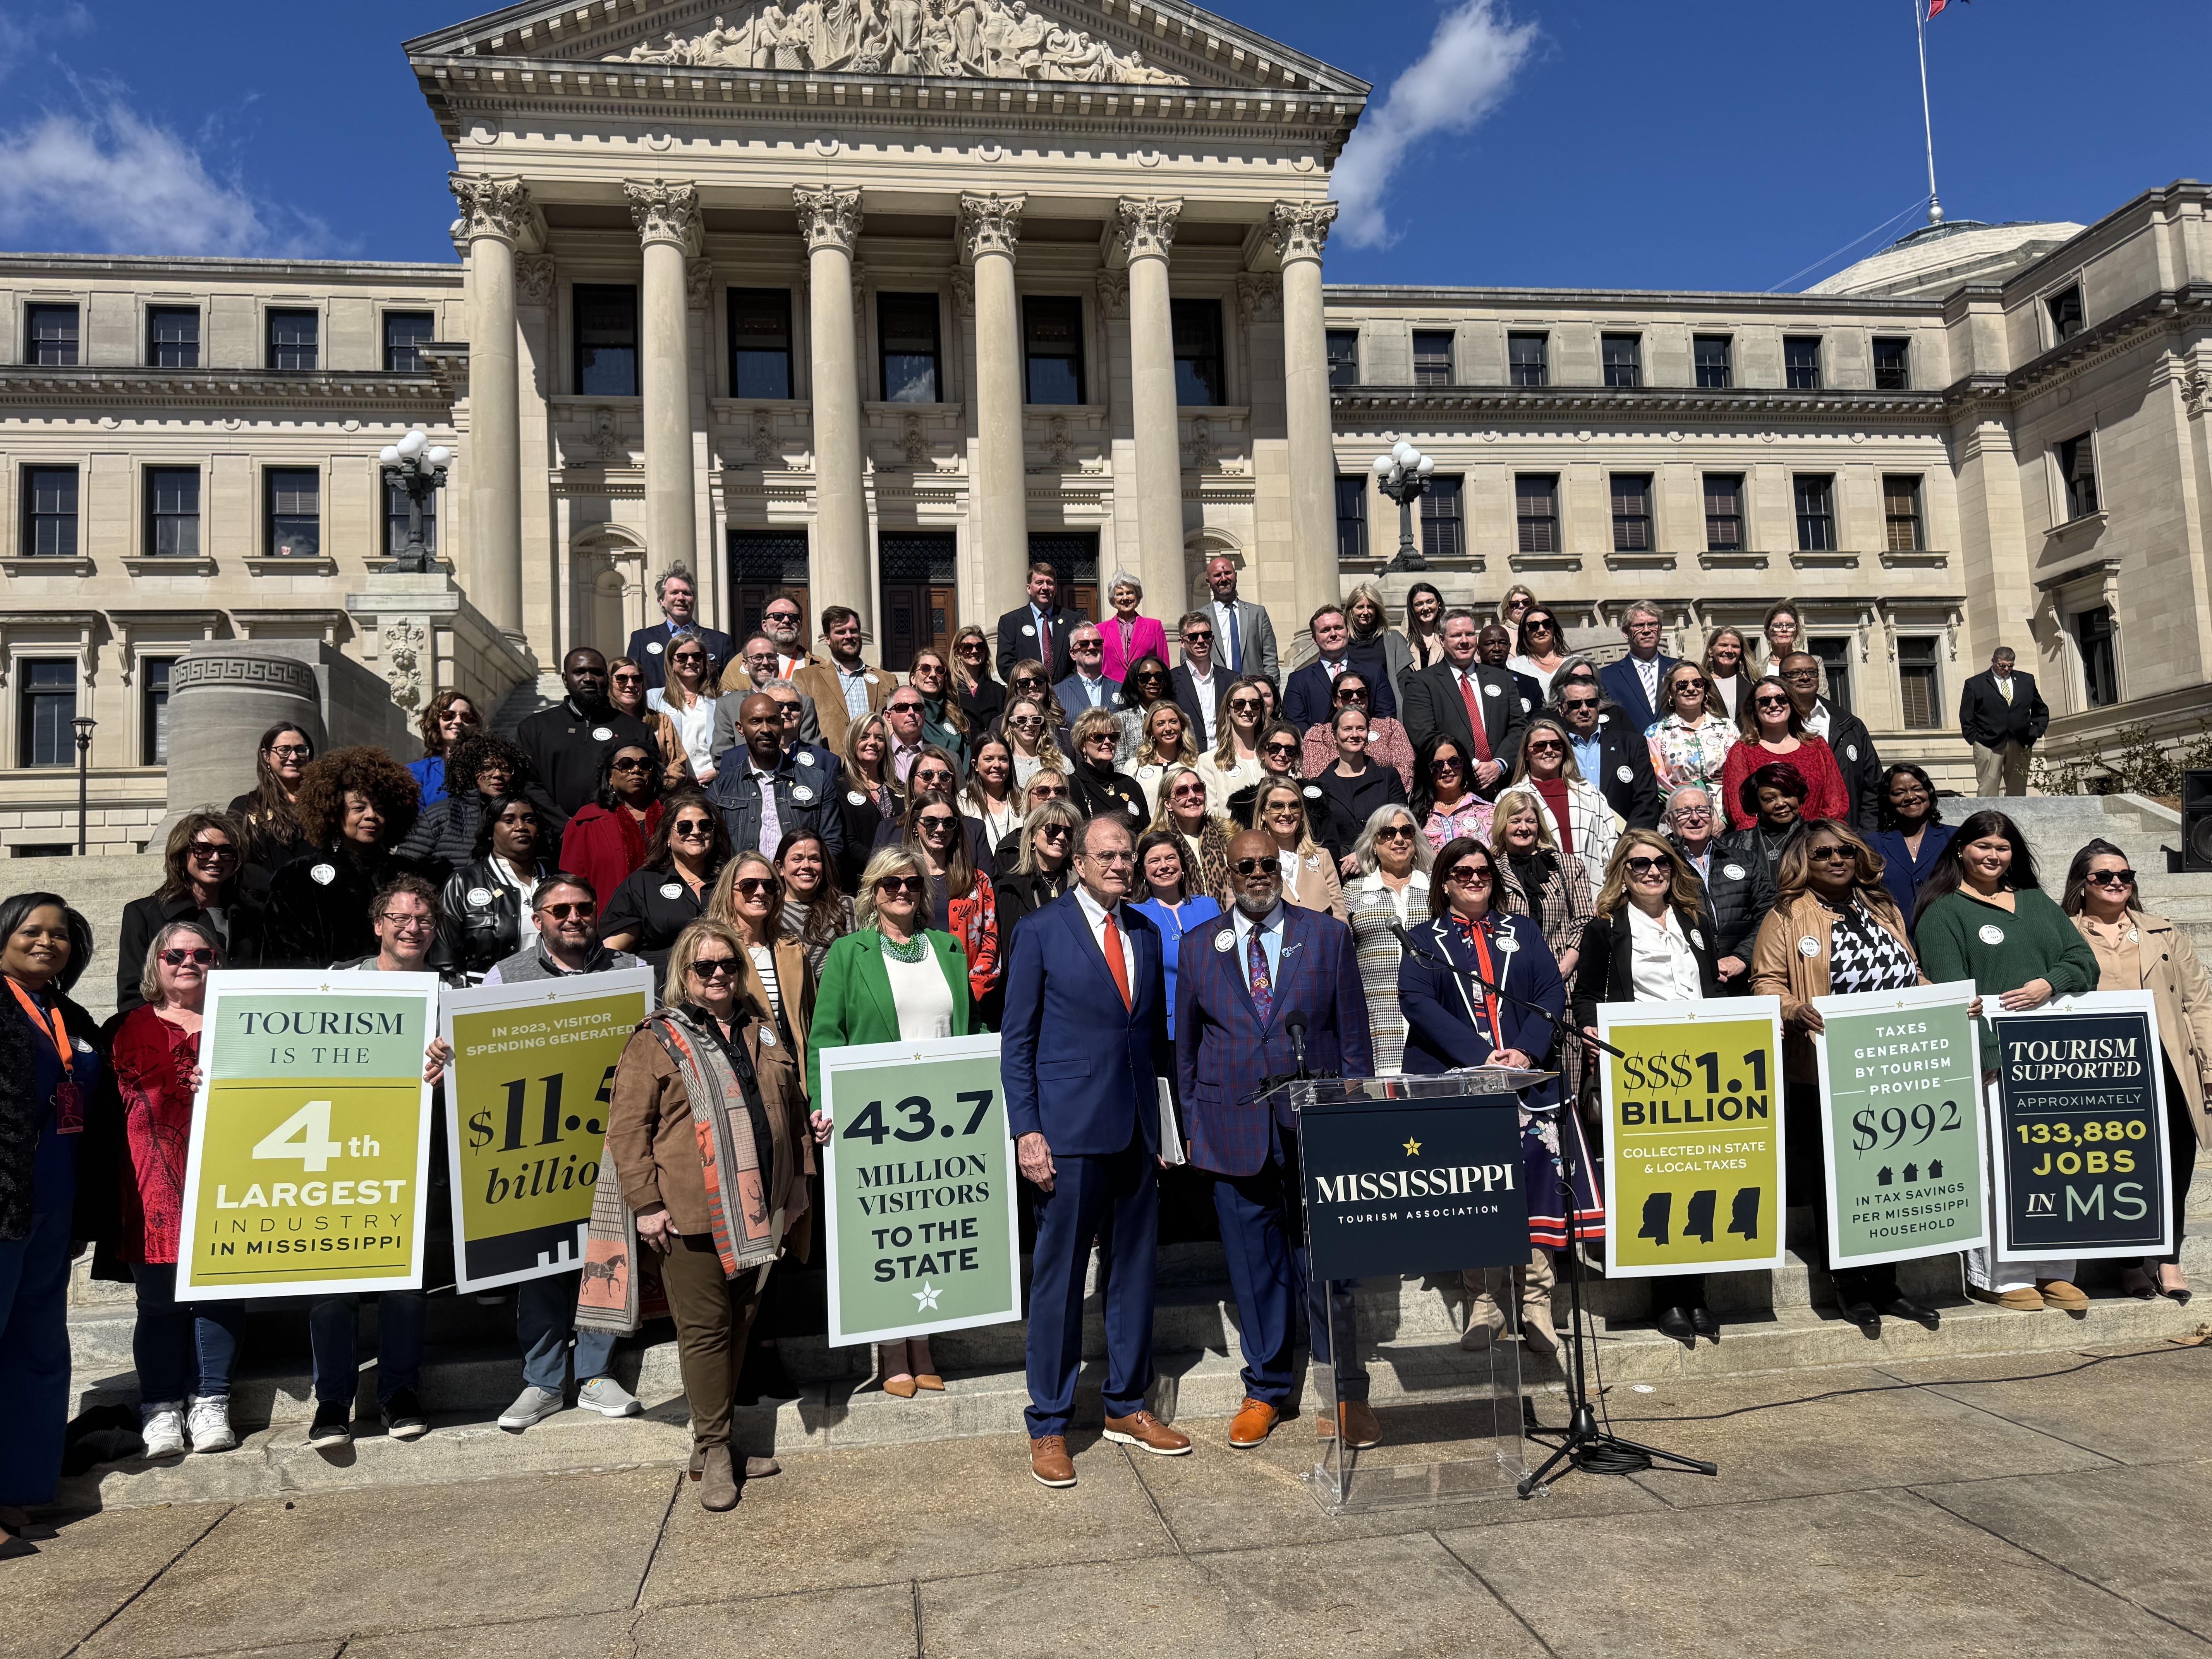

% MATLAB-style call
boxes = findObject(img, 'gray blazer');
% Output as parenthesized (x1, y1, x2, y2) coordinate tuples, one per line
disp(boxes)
(710, 687, 821, 764)
(1210, 596, 1279, 689)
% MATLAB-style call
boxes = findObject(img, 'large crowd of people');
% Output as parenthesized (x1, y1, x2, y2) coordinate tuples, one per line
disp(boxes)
(2, 556, 2206, 1526)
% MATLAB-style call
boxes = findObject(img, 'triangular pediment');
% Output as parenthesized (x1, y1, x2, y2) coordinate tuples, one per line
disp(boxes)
(406, 0, 1367, 96)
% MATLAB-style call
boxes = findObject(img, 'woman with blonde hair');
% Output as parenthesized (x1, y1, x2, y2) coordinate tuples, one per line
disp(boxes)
(1506, 714, 1621, 893)
(1701, 625, 1753, 723)
(1646, 661, 1738, 804)
(950, 623, 1005, 731)
(1148, 763, 1233, 903)
(1345, 580, 1412, 701)
(1252, 779, 1346, 922)
(1751, 819, 1945, 1334)
(1573, 830, 1724, 1347)
(1128, 700, 1199, 817)
(1195, 678, 1269, 812)
(1066, 706, 1147, 829)
(835, 711, 897, 890)
(993, 796, 1082, 945)
(907, 645, 971, 773)
(807, 847, 973, 1397)
(1000, 694, 1066, 791)
(603, 917, 816, 1509)
(998, 659, 1067, 738)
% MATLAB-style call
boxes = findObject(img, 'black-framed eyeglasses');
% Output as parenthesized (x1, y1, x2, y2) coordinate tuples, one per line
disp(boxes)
(1670, 805, 1713, 820)
(765, 610, 800, 625)
(687, 958, 741, 980)
(672, 651, 706, 666)
(1233, 856, 1280, 875)
(160, 947, 216, 967)
(1183, 629, 1213, 644)
(914, 769, 954, 788)
(1781, 668, 1820, 682)
(1673, 677, 1710, 693)
(889, 701, 924, 715)
(1623, 855, 1671, 875)
(1012, 676, 1046, 690)
(958, 641, 987, 654)
(269, 744, 312, 761)
(1071, 640, 1103, 653)
(2087, 869, 2136, 886)
(1084, 732, 1116, 746)
(1525, 618, 1556, 634)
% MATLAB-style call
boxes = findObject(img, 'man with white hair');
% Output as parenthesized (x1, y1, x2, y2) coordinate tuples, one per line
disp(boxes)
(1054, 622, 1123, 713)
(1661, 785, 1772, 987)
(1596, 601, 1680, 732)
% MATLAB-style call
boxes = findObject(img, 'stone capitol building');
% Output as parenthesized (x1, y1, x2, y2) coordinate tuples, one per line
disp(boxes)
(0, 0, 2206, 851)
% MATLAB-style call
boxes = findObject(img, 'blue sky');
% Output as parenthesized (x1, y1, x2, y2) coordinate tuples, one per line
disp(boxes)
(0, 0, 2200, 292)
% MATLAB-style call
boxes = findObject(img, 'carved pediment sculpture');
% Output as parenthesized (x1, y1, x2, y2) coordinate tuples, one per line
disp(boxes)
(604, 0, 1188, 84)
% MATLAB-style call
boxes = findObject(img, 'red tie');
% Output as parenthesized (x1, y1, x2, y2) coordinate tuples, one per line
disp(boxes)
(1459, 671, 1494, 763)
(1101, 908, 1133, 1011)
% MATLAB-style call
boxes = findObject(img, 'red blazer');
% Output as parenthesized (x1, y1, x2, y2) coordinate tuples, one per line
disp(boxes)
(1099, 615, 1169, 685)
(561, 800, 663, 907)
(1719, 734, 1851, 830)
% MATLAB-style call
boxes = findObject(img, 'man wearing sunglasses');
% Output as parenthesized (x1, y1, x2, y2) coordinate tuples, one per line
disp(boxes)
(624, 563, 734, 693)
(1003, 814, 1185, 1486)
(1553, 671, 1662, 830)
(1054, 623, 1123, 714)
(1174, 829, 1374, 1449)
(756, 592, 817, 678)
(995, 560, 1080, 683)
(1661, 787, 1772, 988)
(704, 693, 846, 868)
(1399, 609, 1527, 801)
(480, 872, 651, 1430)
(713, 635, 823, 754)
(1779, 651, 1882, 832)
(1170, 609, 1224, 746)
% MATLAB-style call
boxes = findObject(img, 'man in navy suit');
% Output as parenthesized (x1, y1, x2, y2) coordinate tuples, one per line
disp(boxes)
(1398, 610, 1527, 800)
(1595, 601, 1680, 733)
(1002, 813, 1188, 1487)
(1176, 830, 1375, 1449)
(1283, 605, 1395, 727)
(624, 564, 734, 691)
(995, 560, 1081, 683)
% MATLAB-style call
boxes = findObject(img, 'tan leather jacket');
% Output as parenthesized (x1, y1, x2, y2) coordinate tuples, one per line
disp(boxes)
(1751, 889, 1928, 1082)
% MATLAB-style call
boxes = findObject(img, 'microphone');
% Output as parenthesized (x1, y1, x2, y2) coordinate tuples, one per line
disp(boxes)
(1284, 1010, 1310, 1080)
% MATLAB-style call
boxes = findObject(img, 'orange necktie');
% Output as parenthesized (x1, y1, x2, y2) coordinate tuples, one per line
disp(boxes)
(1101, 908, 1133, 1011)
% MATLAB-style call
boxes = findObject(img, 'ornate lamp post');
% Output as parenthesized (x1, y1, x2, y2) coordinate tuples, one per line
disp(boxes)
(72, 716, 95, 855)
(1370, 438, 1436, 574)
(379, 429, 452, 575)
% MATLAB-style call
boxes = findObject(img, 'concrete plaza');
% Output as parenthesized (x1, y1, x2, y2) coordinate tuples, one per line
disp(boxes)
(8, 1338, 2210, 1658)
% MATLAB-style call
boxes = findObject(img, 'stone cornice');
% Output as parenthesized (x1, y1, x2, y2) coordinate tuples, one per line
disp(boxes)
(958, 193, 1026, 263)
(1941, 282, 2212, 410)
(623, 177, 705, 254)
(1331, 385, 1948, 423)
(0, 365, 453, 413)
(1324, 284, 1942, 318)
(0, 252, 460, 284)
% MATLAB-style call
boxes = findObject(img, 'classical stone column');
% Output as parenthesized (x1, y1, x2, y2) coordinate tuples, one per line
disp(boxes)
(796, 185, 871, 637)
(1271, 200, 1343, 631)
(449, 173, 541, 643)
(1117, 197, 1186, 619)
(625, 179, 704, 582)
(960, 192, 1027, 622)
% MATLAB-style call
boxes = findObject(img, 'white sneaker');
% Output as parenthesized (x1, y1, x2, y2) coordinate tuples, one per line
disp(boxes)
(577, 1377, 642, 1418)
(185, 1395, 236, 1454)
(140, 1404, 187, 1459)
(498, 1384, 564, 1431)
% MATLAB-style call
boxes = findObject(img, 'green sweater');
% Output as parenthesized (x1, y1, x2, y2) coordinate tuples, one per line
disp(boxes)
(1914, 886, 2100, 1068)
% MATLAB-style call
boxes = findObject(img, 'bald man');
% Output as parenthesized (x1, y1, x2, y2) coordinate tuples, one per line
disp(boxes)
(704, 691, 844, 863)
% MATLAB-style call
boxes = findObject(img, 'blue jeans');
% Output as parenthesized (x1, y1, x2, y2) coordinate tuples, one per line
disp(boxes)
(132, 1262, 247, 1405)
(307, 1290, 426, 1406)
(516, 1273, 617, 1393)
(0, 1198, 74, 1505)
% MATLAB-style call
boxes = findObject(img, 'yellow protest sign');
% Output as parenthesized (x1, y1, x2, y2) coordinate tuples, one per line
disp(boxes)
(1595, 998, 1786, 1278)
(177, 969, 441, 1300)
(441, 969, 655, 1291)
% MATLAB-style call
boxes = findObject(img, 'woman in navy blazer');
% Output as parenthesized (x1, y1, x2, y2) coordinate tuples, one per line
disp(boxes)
(1865, 764, 1954, 928)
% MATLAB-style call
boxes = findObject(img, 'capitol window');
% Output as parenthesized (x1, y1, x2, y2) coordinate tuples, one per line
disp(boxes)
(1601, 333, 1642, 389)
(728, 288, 794, 399)
(879, 292, 942, 403)
(1516, 475, 1559, 554)
(2055, 433, 2100, 521)
(145, 467, 200, 559)
(1873, 336, 1911, 390)
(1784, 336, 1822, 390)
(21, 465, 78, 558)
(1507, 332, 1548, 388)
(574, 285, 639, 397)
(266, 309, 319, 373)
(148, 306, 199, 369)
(24, 304, 77, 368)
(1694, 335, 1732, 389)
(1793, 475, 1836, 552)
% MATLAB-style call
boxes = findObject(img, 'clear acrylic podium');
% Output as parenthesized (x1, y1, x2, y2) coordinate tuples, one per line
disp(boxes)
(1262, 1073, 1541, 1516)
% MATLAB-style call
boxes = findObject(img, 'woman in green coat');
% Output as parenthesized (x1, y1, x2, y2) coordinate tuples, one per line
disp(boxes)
(805, 844, 974, 1399)
(1914, 810, 2099, 1315)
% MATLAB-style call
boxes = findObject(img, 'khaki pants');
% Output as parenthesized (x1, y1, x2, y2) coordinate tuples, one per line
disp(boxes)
(659, 1234, 765, 1451)
(1973, 740, 2031, 797)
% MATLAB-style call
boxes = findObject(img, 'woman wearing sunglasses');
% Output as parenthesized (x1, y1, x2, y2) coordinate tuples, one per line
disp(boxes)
(903, 789, 1000, 1005)
(2063, 839, 2211, 1303)
(1646, 662, 1739, 806)
(1717, 674, 1850, 831)
(1196, 679, 1270, 813)
(607, 658, 695, 791)
(441, 792, 555, 983)
(1066, 708, 1148, 833)
(1410, 732, 1492, 854)
(1147, 763, 1233, 904)
(993, 659, 1068, 746)
(999, 695, 1068, 793)
(1506, 606, 1571, 699)
(950, 625, 1006, 731)
(1225, 719, 1305, 829)
(1575, 831, 1724, 1348)
(1252, 780, 1345, 923)
(647, 630, 725, 787)
(409, 690, 481, 805)
(560, 743, 666, 917)
(1751, 821, 1947, 1334)
(601, 791, 732, 975)
(107, 923, 247, 1458)
(1398, 838, 1575, 1357)
(1298, 670, 1414, 792)
(1129, 701, 1199, 818)
(907, 646, 972, 775)
(607, 918, 817, 1510)
(1506, 714, 1623, 895)
(1344, 805, 1433, 1076)
(993, 797, 1082, 946)
(807, 849, 974, 1400)
(117, 812, 263, 1013)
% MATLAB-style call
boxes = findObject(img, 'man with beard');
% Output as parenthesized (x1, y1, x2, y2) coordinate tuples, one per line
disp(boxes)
(517, 648, 662, 818)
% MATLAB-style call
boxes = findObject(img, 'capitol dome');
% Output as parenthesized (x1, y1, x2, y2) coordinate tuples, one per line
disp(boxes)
(1807, 216, 2085, 298)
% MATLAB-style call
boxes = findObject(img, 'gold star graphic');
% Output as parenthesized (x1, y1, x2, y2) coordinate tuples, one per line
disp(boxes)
(1403, 1137, 1423, 1157)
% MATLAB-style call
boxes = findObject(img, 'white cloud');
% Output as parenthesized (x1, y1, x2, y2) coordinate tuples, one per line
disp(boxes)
(1333, 0, 1538, 250)
(0, 101, 326, 257)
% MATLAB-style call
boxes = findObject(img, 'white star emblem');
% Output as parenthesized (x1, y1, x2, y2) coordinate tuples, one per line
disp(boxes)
(912, 1281, 943, 1311)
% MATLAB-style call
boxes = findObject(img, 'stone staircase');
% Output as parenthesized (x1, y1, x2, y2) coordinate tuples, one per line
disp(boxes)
(1941, 791, 2210, 952)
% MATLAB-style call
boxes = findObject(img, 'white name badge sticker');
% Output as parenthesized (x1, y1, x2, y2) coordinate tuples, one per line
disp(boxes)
(647, 641, 663, 654)
(1616, 765, 1633, 783)
(1722, 862, 1746, 881)
(1484, 683, 1501, 696)
(592, 726, 615, 741)
(792, 785, 816, 803)
(1979, 924, 2006, 946)
(1495, 934, 1520, 952)
(1213, 930, 1235, 953)
(1022, 625, 1036, 637)
(847, 790, 866, 806)
(1302, 785, 1322, 799)
(1798, 936, 1820, 958)
(310, 863, 336, 886)
(466, 886, 494, 907)
(660, 882, 684, 900)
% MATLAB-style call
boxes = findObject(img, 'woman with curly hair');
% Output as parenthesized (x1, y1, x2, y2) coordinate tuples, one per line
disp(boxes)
(265, 747, 425, 968)
(227, 723, 316, 878)
(408, 691, 481, 804)
(397, 731, 542, 881)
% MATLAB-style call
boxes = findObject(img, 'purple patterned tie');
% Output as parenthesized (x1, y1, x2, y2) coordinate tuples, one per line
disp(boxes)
(1247, 926, 1273, 1024)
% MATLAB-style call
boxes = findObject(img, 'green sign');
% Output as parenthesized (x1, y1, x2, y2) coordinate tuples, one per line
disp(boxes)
(1813, 981, 1988, 1269)
(819, 1034, 1021, 1346)
(177, 969, 441, 1300)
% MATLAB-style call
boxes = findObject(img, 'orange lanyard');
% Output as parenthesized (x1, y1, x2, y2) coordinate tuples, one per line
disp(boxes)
(7, 977, 71, 1083)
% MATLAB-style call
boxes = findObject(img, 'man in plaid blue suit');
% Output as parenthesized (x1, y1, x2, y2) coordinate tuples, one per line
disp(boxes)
(1174, 829, 1375, 1450)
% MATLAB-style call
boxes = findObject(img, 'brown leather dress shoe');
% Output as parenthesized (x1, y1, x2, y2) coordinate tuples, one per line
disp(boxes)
(1102, 1409, 1193, 1455)
(1030, 1435, 1077, 1487)
(1227, 1397, 1279, 1448)
(1316, 1401, 1383, 1448)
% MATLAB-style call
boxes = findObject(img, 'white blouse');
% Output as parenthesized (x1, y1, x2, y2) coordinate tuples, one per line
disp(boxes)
(651, 688, 720, 776)
(883, 946, 955, 1041)
(1627, 903, 1703, 1003)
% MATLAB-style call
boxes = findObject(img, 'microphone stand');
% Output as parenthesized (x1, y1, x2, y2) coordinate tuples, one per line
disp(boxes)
(1390, 920, 1717, 1494)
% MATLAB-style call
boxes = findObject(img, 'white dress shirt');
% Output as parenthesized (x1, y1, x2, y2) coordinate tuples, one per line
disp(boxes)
(1627, 903, 1703, 1002)
(1803, 700, 1832, 740)
(1186, 663, 1220, 744)
(1073, 883, 1137, 994)
(1212, 598, 1247, 675)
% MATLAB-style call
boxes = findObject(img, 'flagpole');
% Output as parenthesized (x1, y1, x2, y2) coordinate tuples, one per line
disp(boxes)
(1914, 0, 1944, 224)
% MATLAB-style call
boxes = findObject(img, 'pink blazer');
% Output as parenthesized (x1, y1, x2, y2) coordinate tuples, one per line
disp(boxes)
(1099, 614, 1169, 684)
